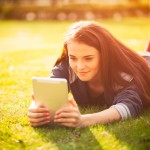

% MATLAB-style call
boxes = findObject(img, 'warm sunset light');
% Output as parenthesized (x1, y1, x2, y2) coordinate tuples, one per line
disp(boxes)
(0, 0, 150, 150)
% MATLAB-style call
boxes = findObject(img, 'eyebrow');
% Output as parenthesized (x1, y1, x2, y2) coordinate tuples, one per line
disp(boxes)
(68, 55, 95, 57)
(84, 55, 95, 58)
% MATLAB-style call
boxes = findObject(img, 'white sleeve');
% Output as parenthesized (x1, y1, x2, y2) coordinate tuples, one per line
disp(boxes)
(110, 103, 131, 120)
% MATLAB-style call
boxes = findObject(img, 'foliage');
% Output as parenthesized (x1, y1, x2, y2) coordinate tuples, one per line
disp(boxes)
(0, 2, 149, 20)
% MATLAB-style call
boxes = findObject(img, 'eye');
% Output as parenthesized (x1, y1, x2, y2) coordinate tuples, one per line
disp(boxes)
(69, 57, 77, 61)
(85, 57, 93, 61)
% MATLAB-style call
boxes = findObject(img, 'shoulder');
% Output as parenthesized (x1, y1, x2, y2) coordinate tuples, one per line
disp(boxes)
(114, 84, 142, 102)
(50, 57, 69, 79)
(112, 84, 143, 117)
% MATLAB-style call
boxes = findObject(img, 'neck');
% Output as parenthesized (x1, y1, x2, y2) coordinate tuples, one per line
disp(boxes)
(87, 76, 104, 94)
(87, 73, 103, 86)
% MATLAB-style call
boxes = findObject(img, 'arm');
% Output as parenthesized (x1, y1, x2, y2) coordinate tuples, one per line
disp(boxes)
(54, 84, 143, 128)
(80, 107, 121, 127)
(83, 85, 143, 124)
(54, 99, 121, 127)
(112, 84, 143, 118)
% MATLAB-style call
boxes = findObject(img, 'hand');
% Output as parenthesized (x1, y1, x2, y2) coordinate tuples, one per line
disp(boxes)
(54, 99, 82, 128)
(27, 94, 51, 127)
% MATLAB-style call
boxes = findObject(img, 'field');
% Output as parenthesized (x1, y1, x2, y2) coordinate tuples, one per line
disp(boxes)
(0, 17, 150, 150)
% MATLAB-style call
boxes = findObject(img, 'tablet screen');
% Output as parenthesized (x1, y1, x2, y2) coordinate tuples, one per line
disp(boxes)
(32, 77, 68, 118)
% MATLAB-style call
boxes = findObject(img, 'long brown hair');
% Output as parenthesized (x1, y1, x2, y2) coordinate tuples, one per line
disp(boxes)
(55, 21, 150, 106)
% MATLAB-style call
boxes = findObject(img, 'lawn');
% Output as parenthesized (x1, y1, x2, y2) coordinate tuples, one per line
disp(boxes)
(0, 17, 150, 150)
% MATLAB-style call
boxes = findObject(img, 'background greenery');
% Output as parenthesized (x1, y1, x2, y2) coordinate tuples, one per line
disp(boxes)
(0, 17, 150, 150)
(0, 0, 149, 20)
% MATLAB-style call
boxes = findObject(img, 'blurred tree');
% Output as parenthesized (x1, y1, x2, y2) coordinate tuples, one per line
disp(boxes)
(50, 0, 58, 6)
(12, 0, 20, 4)
(128, 0, 140, 3)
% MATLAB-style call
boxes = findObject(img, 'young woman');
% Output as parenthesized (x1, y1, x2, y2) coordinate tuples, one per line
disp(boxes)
(28, 21, 150, 127)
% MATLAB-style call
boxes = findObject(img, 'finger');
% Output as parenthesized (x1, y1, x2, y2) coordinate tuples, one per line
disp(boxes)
(68, 98, 78, 108)
(55, 107, 71, 115)
(29, 101, 36, 108)
(29, 101, 48, 109)
(30, 120, 50, 127)
(55, 107, 77, 115)
(32, 93, 35, 100)
(28, 112, 50, 119)
(28, 107, 49, 113)
(36, 103, 48, 108)
(54, 112, 79, 120)
(29, 116, 50, 123)
(31, 93, 47, 108)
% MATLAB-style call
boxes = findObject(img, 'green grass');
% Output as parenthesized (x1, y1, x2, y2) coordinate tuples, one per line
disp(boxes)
(0, 17, 150, 150)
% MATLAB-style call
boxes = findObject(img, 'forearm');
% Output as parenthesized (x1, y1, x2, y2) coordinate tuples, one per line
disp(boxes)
(80, 107, 121, 127)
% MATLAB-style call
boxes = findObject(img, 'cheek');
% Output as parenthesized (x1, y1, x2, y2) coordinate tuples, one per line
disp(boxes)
(91, 61, 100, 73)
(90, 60, 99, 69)
(69, 61, 76, 71)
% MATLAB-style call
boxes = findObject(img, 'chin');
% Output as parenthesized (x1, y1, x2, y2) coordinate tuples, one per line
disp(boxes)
(78, 76, 90, 82)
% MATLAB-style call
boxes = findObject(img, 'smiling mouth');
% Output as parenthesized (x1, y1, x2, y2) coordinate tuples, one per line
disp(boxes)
(78, 71, 89, 74)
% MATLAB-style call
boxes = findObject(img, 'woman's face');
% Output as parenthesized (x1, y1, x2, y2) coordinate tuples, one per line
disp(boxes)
(67, 41, 101, 82)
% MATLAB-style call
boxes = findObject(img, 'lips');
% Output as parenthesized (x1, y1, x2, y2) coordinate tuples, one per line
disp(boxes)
(78, 71, 89, 75)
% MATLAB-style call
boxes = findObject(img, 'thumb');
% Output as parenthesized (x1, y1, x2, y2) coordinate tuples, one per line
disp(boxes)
(68, 98, 78, 108)
(32, 93, 35, 101)
(31, 93, 47, 108)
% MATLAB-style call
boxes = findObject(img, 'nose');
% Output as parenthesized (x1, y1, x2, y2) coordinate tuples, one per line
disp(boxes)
(77, 61, 85, 70)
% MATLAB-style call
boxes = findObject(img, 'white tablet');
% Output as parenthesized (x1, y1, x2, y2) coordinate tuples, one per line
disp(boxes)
(32, 76, 68, 118)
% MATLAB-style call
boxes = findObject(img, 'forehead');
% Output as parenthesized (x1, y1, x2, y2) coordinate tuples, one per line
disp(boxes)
(67, 41, 99, 56)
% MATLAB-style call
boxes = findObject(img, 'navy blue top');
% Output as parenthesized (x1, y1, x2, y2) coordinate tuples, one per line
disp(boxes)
(50, 53, 150, 118)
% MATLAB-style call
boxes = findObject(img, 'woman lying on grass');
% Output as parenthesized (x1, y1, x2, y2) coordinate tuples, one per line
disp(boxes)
(28, 21, 150, 127)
